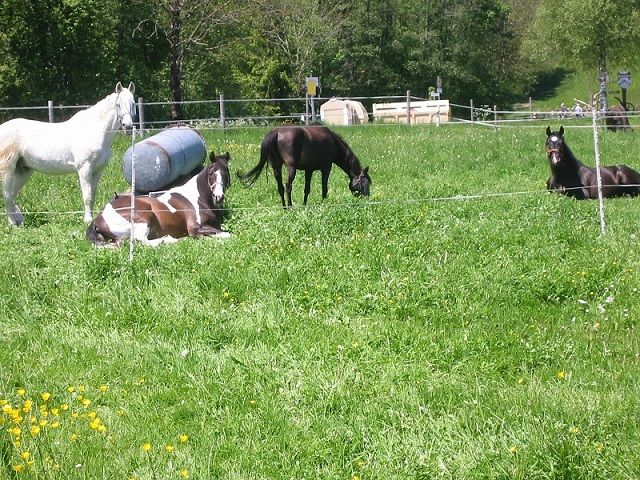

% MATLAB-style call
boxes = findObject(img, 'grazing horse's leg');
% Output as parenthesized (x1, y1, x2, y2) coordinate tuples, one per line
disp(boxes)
(77, 162, 97, 224)
(303, 170, 313, 205)
(320, 166, 332, 200)
(285, 166, 297, 207)
(272, 165, 287, 208)
(3, 164, 33, 226)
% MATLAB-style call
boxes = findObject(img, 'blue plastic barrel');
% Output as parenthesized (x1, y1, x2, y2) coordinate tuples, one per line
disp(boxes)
(122, 126, 207, 193)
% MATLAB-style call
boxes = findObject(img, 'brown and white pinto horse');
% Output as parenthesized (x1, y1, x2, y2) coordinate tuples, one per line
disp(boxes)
(86, 151, 231, 247)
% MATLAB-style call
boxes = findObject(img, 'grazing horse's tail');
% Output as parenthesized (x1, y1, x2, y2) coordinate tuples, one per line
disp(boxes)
(0, 122, 21, 174)
(237, 129, 279, 185)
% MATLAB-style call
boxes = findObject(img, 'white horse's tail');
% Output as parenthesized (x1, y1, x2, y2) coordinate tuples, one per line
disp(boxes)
(0, 122, 21, 174)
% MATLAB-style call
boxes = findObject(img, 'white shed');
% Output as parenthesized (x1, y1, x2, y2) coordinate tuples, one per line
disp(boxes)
(320, 98, 369, 125)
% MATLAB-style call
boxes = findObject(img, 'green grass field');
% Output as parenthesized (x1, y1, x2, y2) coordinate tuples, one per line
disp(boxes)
(1, 123, 640, 479)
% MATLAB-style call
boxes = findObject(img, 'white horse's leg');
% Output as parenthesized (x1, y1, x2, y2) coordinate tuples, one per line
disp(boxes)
(3, 165, 33, 226)
(77, 163, 97, 223)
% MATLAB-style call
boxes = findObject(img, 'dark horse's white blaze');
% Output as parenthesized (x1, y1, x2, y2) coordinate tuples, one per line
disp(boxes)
(86, 152, 231, 247)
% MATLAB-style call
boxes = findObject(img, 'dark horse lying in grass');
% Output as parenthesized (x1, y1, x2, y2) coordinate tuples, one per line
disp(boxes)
(238, 125, 371, 207)
(86, 151, 231, 246)
(545, 126, 640, 199)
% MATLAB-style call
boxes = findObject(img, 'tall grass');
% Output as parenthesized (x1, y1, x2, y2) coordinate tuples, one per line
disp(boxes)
(1, 124, 639, 479)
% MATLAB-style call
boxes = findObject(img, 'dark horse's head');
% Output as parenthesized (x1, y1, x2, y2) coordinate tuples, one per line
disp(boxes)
(207, 151, 231, 204)
(545, 126, 566, 167)
(348, 157, 371, 197)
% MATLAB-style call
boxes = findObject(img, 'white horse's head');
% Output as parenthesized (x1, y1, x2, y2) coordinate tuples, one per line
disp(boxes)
(114, 82, 136, 133)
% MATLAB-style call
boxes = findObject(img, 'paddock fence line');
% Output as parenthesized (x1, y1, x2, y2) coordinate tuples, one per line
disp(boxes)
(0, 93, 637, 136)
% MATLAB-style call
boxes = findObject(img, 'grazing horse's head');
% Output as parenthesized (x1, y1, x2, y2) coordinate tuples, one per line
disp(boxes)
(208, 151, 231, 204)
(545, 126, 565, 167)
(350, 166, 371, 197)
(114, 82, 137, 133)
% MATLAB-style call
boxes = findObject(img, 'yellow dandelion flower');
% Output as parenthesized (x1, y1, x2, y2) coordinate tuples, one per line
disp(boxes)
(16, 388, 26, 397)
(509, 446, 518, 454)
(22, 400, 32, 413)
(87, 411, 97, 419)
(67, 386, 76, 393)
(179, 468, 189, 478)
(60, 403, 69, 411)
(78, 385, 86, 393)
(165, 445, 175, 453)
(569, 426, 580, 434)
(99, 385, 109, 393)
(30, 426, 40, 436)
(352, 475, 360, 480)
(20, 451, 30, 461)
(596, 442, 605, 452)
(41, 392, 51, 402)
(50, 408, 59, 416)
(81, 398, 91, 407)
(516, 377, 524, 385)
(39, 419, 48, 427)
(51, 421, 60, 429)
(13, 440, 21, 448)
(89, 419, 101, 430)
(10, 426, 21, 436)
(178, 434, 188, 444)
(142, 443, 152, 452)
(97, 424, 107, 433)
(1, 403, 12, 413)
(70, 433, 79, 442)
(556, 370, 566, 380)
(12, 464, 24, 472)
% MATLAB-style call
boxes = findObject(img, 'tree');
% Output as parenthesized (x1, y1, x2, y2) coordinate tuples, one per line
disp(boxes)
(524, 0, 640, 106)
(133, 0, 245, 120)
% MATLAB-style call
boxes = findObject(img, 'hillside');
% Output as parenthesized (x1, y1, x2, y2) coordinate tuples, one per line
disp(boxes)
(532, 64, 639, 111)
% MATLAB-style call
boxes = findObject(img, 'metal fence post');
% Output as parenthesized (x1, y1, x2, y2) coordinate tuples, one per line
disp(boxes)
(470, 99, 474, 123)
(137, 97, 145, 137)
(220, 94, 225, 129)
(406, 90, 411, 125)
(48, 101, 54, 122)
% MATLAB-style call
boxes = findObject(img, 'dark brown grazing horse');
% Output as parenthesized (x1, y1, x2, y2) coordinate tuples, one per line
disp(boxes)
(545, 126, 640, 199)
(605, 102, 633, 132)
(238, 125, 371, 207)
(86, 152, 231, 247)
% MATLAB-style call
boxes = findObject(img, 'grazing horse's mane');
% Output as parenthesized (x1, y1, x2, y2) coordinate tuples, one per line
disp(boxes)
(326, 127, 361, 172)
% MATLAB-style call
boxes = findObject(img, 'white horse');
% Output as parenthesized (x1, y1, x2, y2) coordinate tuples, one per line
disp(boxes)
(0, 82, 136, 226)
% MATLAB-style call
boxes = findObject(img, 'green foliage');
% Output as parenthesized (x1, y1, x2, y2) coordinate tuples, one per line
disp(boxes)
(1, 124, 640, 478)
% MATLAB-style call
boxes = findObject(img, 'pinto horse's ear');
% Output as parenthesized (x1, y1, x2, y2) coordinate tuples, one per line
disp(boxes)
(546, 126, 552, 136)
(115, 82, 123, 93)
(208, 151, 216, 163)
(559, 126, 564, 137)
(128, 82, 135, 94)
(223, 152, 230, 161)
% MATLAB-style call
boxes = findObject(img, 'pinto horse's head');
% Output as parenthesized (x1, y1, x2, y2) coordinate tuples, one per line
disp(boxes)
(350, 166, 371, 197)
(114, 82, 137, 134)
(545, 126, 565, 166)
(208, 151, 231, 204)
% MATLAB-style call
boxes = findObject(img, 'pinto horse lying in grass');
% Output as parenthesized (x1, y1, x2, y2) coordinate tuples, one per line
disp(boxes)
(86, 151, 231, 247)
(545, 126, 640, 199)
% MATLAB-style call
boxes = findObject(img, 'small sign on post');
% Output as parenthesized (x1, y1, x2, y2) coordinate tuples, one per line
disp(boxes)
(305, 76, 320, 122)
(618, 70, 631, 110)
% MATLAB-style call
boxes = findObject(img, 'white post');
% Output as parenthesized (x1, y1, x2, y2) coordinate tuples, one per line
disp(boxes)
(406, 90, 411, 125)
(591, 104, 607, 235)
(436, 104, 441, 127)
(48, 100, 54, 122)
(137, 97, 145, 137)
(493, 105, 498, 130)
(470, 99, 474, 123)
(220, 94, 225, 129)
(128, 127, 137, 262)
